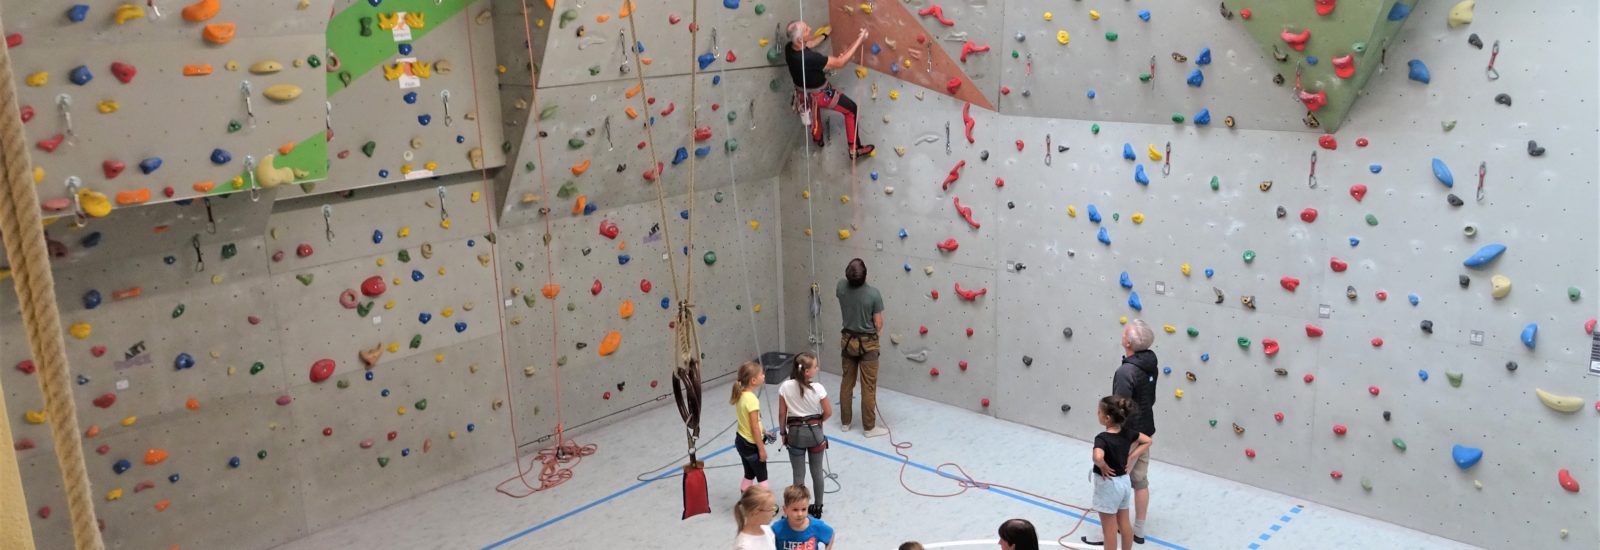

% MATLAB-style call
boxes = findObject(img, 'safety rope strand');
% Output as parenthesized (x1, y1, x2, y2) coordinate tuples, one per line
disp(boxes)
(709, 3, 764, 357)
(0, 11, 105, 549)
(623, 4, 685, 305)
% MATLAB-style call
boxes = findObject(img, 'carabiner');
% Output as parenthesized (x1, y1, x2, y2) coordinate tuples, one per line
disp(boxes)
(1485, 41, 1500, 80)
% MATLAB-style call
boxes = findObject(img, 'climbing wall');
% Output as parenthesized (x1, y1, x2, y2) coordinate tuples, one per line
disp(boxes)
(305, 0, 507, 199)
(780, 0, 1598, 546)
(2, 0, 333, 214)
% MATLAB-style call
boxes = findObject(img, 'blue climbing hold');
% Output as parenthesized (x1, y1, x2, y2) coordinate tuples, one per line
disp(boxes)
(898, 228, 908, 239)
(67, 4, 90, 22)
(83, 289, 103, 310)
(661, 297, 671, 309)
(1418, 370, 1429, 381)
(228, 456, 241, 468)
(1128, 291, 1142, 311)
(724, 0, 739, 8)
(1138, 9, 1151, 21)
(1204, 268, 1215, 278)
(404, 91, 418, 104)
(69, 65, 93, 85)
(1520, 323, 1537, 348)
(672, 147, 688, 165)
(454, 321, 467, 333)
(379, 169, 390, 178)
(1200, 353, 1210, 362)
(1087, 204, 1102, 223)
(712, 75, 721, 86)
(1119, 272, 1133, 289)
(697, 315, 708, 325)
(113, 459, 131, 475)
(468, 240, 475, 247)
(1388, 2, 1412, 20)
(903, 263, 912, 272)
(457, 135, 466, 144)
(583, 202, 597, 215)
(401, 448, 411, 457)
(697, 52, 716, 70)
(372, 230, 384, 244)
(82, 232, 102, 248)
(1162, 367, 1171, 375)
(418, 114, 432, 126)
(1194, 109, 1211, 125)
(871, 171, 880, 181)
(1369, 164, 1382, 174)
(164, 256, 176, 265)
(694, 146, 711, 158)
(1349, 237, 1360, 247)
(1408, 293, 1420, 306)
(618, 254, 631, 265)
(398, 43, 412, 55)
(139, 157, 162, 175)
(381, 388, 390, 397)
(418, 312, 432, 324)
(1196, 47, 1212, 65)
(210, 149, 232, 165)
(1087, 90, 1096, 99)
(174, 353, 195, 370)
(1134, 164, 1149, 185)
(1097, 227, 1111, 245)
(1451, 444, 1483, 470)
(168, 473, 180, 483)
(634, 41, 644, 54)
(368, 0, 381, 5)
(365, 371, 375, 381)
(1406, 60, 1431, 84)
(1431, 158, 1454, 188)
(890, 64, 900, 74)
(680, 209, 690, 220)
(1305, 56, 1319, 66)
(411, 270, 423, 282)
(871, 44, 881, 54)
(1122, 143, 1136, 160)
(467, 423, 476, 432)
(1186, 68, 1204, 87)
(1462, 244, 1506, 268)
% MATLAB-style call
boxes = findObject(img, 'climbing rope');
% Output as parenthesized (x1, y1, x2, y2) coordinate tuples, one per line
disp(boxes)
(795, 0, 824, 353)
(0, 11, 104, 550)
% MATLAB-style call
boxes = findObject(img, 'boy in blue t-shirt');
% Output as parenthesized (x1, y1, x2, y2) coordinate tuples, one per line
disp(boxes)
(773, 485, 836, 549)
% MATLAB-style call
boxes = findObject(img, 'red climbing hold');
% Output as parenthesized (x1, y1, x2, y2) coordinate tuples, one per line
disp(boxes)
(1558, 469, 1581, 492)
(1303, 373, 1315, 383)
(955, 282, 987, 301)
(309, 359, 335, 383)
(387, 431, 398, 441)
(15, 360, 34, 375)
(296, 243, 314, 258)
(19, 105, 33, 123)
(1274, 412, 1284, 422)
(1370, 337, 1383, 347)
(1263, 339, 1281, 356)
(1355, 137, 1369, 147)
(1330, 470, 1343, 480)
(96, 444, 110, 455)
(603, 391, 612, 400)
(1332, 424, 1348, 436)
(919, 326, 929, 335)
(1332, 55, 1356, 79)
(5, 33, 19, 48)
(1298, 89, 1328, 112)
(599, 219, 620, 239)
(959, 42, 990, 62)
(994, 178, 1005, 188)
(959, 361, 968, 371)
(1000, 86, 1011, 95)
(942, 161, 966, 190)
(1280, 277, 1301, 292)
(93, 393, 116, 408)
(1245, 448, 1257, 458)
(936, 239, 960, 252)
(659, 102, 675, 116)
(1280, 29, 1310, 51)
(642, 161, 664, 182)
(1300, 208, 1318, 222)
(110, 62, 137, 84)
(1586, 318, 1597, 334)
(953, 197, 980, 229)
(13, 438, 35, 450)
(1375, 290, 1388, 301)
(322, 427, 333, 436)
(640, 279, 652, 293)
(1305, 324, 1324, 337)
(1368, 385, 1380, 396)
(361, 276, 386, 297)
(37, 134, 65, 152)
(725, 50, 736, 62)
(1348, 184, 1367, 201)
(980, 398, 990, 408)
(946, 77, 962, 94)
(38, 507, 49, 519)
(961, 103, 975, 144)
(590, 279, 603, 296)
(650, 380, 659, 388)
(965, 327, 974, 337)
(90, 346, 106, 357)
(1315, 0, 1337, 16)
(929, 368, 940, 376)
(930, 290, 940, 300)
(1329, 257, 1348, 272)
(1240, 8, 1252, 19)
(917, 4, 955, 26)
(103, 160, 126, 179)
(693, 126, 712, 141)
(1317, 135, 1337, 150)
(1014, 140, 1024, 152)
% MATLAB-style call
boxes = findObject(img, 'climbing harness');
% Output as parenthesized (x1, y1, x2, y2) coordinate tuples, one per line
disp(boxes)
(1485, 41, 1500, 80)
(1307, 151, 1319, 189)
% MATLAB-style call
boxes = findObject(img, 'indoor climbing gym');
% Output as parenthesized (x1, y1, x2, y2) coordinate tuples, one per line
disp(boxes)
(0, 1, 1594, 549)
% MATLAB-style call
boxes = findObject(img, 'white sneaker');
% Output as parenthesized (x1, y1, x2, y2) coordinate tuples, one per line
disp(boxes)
(863, 427, 889, 438)
(840, 424, 851, 432)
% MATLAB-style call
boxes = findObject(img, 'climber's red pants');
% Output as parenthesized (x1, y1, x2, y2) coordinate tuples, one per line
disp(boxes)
(802, 86, 860, 149)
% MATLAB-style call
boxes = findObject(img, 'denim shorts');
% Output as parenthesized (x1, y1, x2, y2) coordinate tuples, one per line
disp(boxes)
(1092, 473, 1133, 514)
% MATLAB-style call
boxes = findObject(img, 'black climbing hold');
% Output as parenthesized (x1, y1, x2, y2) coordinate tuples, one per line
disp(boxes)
(1382, 411, 1391, 421)
(979, 151, 990, 161)
(1022, 355, 1033, 366)
(1494, 93, 1512, 106)
(1062, 327, 1073, 338)
(581, 247, 592, 256)
(1505, 361, 1518, 372)
(1056, 145, 1069, 153)
(1275, 206, 1286, 218)
(1467, 33, 1483, 49)
(616, 381, 625, 391)
(1420, 320, 1433, 334)
(1446, 194, 1464, 207)
(1459, 274, 1470, 288)
(576, 342, 588, 349)
(538, 131, 549, 138)
(1060, 404, 1072, 413)
(1007, 201, 1015, 209)
(1272, 73, 1285, 86)
(81, 232, 103, 248)
(1527, 140, 1545, 157)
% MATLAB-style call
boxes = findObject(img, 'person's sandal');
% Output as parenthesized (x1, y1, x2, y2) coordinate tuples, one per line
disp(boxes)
(1080, 536, 1104, 546)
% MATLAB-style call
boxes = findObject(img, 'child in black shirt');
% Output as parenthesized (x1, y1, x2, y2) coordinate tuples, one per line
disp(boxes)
(1089, 396, 1152, 550)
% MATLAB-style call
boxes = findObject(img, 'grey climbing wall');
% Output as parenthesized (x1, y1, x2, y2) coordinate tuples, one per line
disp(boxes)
(781, 0, 1598, 547)
(2, 0, 334, 213)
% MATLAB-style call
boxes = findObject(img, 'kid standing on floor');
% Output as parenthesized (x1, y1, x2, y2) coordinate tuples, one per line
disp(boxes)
(1089, 396, 1152, 550)
(731, 361, 770, 492)
(773, 485, 837, 549)
(778, 352, 833, 518)
(733, 485, 778, 550)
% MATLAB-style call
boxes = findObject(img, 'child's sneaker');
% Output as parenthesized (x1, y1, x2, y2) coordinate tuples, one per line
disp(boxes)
(850, 144, 875, 160)
(863, 426, 889, 438)
(807, 504, 823, 519)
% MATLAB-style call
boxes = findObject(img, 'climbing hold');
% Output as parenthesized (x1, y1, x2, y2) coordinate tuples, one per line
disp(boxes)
(1128, 292, 1142, 311)
(1446, 371, 1463, 387)
(1280, 277, 1300, 292)
(1527, 140, 1545, 157)
(1490, 275, 1512, 298)
(1096, 227, 1111, 245)
(113, 459, 131, 475)
(1431, 158, 1454, 187)
(1558, 469, 1581, 492)
(1419, 370, 1430, 381)
(1185, 68, 1203, 87)
(309, 359, 335, 383)
(1448, 0, 1475, 27)
(1332, 55, 1355, 79)
(1349, 184, 1367, 202)
(1494, 93, 1511, 106)
(1134, 165, 1149, 185)
(1421, 320, 1433, 334)
(1534, 388, 1582, 413)
(69, 65, 93, 85)
(174, 353, 195, 370)
(1520, 323, 1538, 348)
(1244, 448, 1255, 458)
(1242, 250, 1256, 263)
(1392, 438, 1407, 451)
(1406, 60, 1431, 84)
(202, 23, 237, 45)
(1462, 244, 1506, 268)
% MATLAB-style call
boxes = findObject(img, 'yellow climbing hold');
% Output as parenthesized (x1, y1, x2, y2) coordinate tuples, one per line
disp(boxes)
(440, 218, 451, 229)
(97, 100, 119, 114)
(759, 38, 770, 47)
(1148, 144, 1163, 161)
(437, 267, 447, 276)
(384, 300, 396, 310)
(889, 90, 900, 100)
(69, 322, 93, 339)
(1174, 389, 1184, 398)
(855, 67, 867, 79)
(441, 307, 455, 318)
(1131, 212, 1145, 224)
(388, 342, 400, 353)
(397, 406, 407, 415)
(839, 195, 850, 204)
(398, 227, 411, 237)
(803, 228, 813, 236)
(1447, 0, 1475, 28)
(120, 416, 137, 427)
(113, 3, 147, 24)
(254, 154, 296, 188)
(33, 166, 44, 184)
(1067, 205, 1077, 217)
(1490, 274, 1512, 298)
(23, 410, 46, 424)
(249, 61, 284, 74)
(1534, 388, 1584, 413)
(1181, 263, 1191, 276)
(801, 190, 811, 199)
(434, 353, 444, 363)
(80, 190, 112, 218)
(837, 229, 851, 240)
(748, 220, 760, 230)
(448, 431, 458, 439)
(470, 191, 482, 203)
(1163, 324, 1177, 333)
(753, 304, 763, 313)
(376, 258, 386, 267)
(106, 488, 123, 501)
(25, 71, 47, 87)
(1056, 31, 1070, 45)
(1043, 11, 1053, 21)
(1118, 316, 1128, 325)
(1089, 10, 1101, 20)
(264, 84, 302, 102)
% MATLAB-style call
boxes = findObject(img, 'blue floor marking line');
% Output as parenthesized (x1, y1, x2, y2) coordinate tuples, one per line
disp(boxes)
(827, 436, 1191, 550)
(481, 443, 737, 549)
(1245, 504, 1303, 549)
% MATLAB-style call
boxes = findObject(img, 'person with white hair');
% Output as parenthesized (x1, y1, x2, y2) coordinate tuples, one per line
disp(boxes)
(784, 20, 875, 159)
(1084, 319, 1159, 546)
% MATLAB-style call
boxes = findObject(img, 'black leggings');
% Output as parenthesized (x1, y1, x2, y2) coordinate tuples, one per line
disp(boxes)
(735, 435, 767, 482)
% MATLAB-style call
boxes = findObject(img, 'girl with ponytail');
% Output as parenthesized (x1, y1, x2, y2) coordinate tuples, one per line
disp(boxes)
(729, 361, 770, 492)
(1088, 395, 1152, 549)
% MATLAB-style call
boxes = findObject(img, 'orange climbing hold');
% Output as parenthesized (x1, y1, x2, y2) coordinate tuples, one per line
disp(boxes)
(143, 448, 169, 465)
(202, 23, 236, 44)
(184, 397, 200, 410)
(541, 284, 561, 299)
(619, 0, 635, 18)
(278, 142, 295, 155)
(182, 64, 213, 76)
(181, 0, 219, 22)
(112, 287, 143, 300)
(571, 195, 587, 215)
(571, 159, 591, 176)
(625, 84, 642, 98)
(619, 300, 635, 319)
(625, 106, 639, 119)
(155, 499, 171, 512)
(192, 181, 216, 192)
(598, 331, 622, 356)
(115, 188, 151, 205)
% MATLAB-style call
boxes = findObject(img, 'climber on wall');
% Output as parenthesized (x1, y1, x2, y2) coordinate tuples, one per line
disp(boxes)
(836, 258, 887, 438)
(1084, 319, 1160, 546)
(786, 20, 875, 159)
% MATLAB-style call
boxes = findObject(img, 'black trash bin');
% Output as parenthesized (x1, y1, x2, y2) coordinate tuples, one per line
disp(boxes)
(760, 351, 795, 385)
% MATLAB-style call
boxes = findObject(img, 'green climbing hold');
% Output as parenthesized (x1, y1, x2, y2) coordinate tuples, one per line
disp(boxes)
(766, 47, 781, 64)
(725, 139, 738, 153)
(754, 3, 766, 15)
(1446, 371, 1463, 387)
(1011, 50, 1019, 59)
(1392, 438, 1407, 451)
(250, 361, 265, 375)
(356, 302, 373, 317)
(377, 456, 390, 467)
(567, 138, 585, 149)
(1242, 250, 1257, 263)
(1186, 327, 1199, 337)
(336, 379, 349, 389)
(558, 9, 577, 28)
(1105, 31, 1119, 41)
(522, 294, 537, 307)
(769, 79, 782, 92)
(1171, 113, 1185, 123)
(703, 251, 717, 266)
(1209, 176, 1220, 191)
(727, 111, 737, 123)
(714, 192, 725, 203)
(524, 161, 536, 172)
(414, 399, 428, 411)
(514, 261, 525, 271)
(307, 55, 321, 68)
(359, 16, 374, 36)
(1237, 337, 1251, 348)
(361, 141, 377, 158)
(1112, 213, 1120, 222)
(296, 274, 314, 285)
(221, 243, 237, 259)
(1090, 124, 1100, 135)
(1208, 419, 1218, 427)
(257, 450, 268, 460)
(227, 120, 242, 133)
(409, 335, 422, 349)
(566, 303, 576, 312)
(1361, 477, 1373, 491)
(557, 181, 578, 199)
(1568, 287, 1581, 301)
(557, 355, 568, 366)
(1365, 214, 1380, 226)
(735, 304, 742, 311)
(1352, 42, 1367, 53)
(397, 250, 411, 263)
(502, 141, 513, 154)
(588, 65, 601, 76)
(171, 304, 185, 318)
(338, 71, 353, 87)
(1139, 73, 1152, 82)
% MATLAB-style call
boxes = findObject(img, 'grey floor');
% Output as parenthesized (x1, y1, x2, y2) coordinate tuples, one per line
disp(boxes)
(275, 372, 1477, 549)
